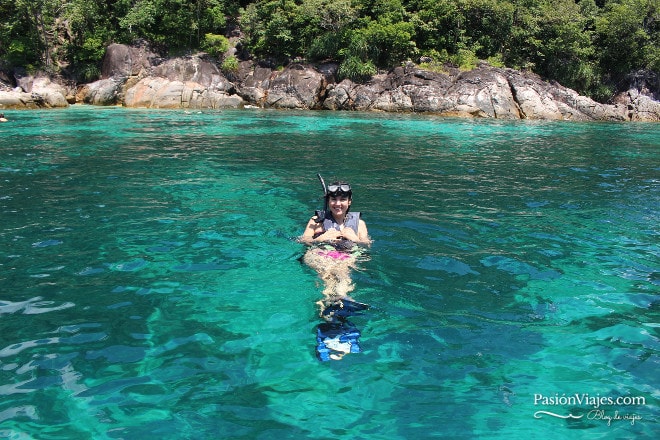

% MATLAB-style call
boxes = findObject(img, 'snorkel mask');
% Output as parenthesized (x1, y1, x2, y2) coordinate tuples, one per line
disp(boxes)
(326, 183, 352, 198)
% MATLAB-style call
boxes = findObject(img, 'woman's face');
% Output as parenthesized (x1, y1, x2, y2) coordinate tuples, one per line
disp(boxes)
(329, 195, 351, 217)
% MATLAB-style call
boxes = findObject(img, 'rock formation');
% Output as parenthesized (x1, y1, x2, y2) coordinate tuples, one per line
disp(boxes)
(0, 71, 72, 109)
(1, 43, 658, 122)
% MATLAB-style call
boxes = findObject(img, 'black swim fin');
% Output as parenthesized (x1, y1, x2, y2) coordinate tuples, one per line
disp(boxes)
(321, 299, 369, 321)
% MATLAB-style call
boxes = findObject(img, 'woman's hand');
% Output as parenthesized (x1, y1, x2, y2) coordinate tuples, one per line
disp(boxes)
(317, 228, 344, 242)
(338, 226, 359, 242)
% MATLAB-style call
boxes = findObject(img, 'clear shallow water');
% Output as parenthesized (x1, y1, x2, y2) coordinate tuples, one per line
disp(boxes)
(0, 107, 658, 439)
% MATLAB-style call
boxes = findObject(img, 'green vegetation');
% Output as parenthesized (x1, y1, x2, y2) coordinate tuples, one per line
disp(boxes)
(202, 33, 230, 58)
(221, 54, 240, 75)
(0, 0, 657, 101)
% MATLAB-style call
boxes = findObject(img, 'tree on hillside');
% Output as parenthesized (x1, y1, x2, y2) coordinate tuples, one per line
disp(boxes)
(239, 0, 302, 60)
(119, 0, 228, 51)
(301, 0, 359, 61)
(534, 0, 598, 95)
(596, 0, 660, 91)
(3, 0, 62, 69)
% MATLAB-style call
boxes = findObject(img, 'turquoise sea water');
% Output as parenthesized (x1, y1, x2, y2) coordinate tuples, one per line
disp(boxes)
(0, 107, 658, 439)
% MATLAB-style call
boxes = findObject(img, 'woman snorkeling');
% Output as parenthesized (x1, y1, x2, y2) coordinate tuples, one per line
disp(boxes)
(300, 179, 371, 303)
(300, 177, 371, 360)
(300, 181, 371, 247)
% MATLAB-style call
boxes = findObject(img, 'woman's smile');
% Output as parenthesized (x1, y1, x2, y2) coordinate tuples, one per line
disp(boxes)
(329, 196, 351, 217)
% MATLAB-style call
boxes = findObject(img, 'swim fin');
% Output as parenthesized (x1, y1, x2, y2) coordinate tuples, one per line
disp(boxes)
(321, 299, 369, 321)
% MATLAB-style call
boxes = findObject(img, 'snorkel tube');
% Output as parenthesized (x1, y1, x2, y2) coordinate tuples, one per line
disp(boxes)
(317, 173, 328, 209)
(315, 173, 328, 223)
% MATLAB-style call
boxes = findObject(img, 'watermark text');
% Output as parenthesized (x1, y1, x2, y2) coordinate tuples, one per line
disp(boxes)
(532, 393, 647, 426)
(533, 393, 646, 409)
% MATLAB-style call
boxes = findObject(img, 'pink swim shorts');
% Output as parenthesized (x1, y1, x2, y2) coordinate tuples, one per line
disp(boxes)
(318, 250, 352, 260)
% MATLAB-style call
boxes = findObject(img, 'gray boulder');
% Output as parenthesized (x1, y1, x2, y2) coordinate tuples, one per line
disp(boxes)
(613, 88, 660, 121)
(124, 77, 243, 109)
(236, 62, 274, 106)
(152, 55, 234, 92)
(0, 76, 69, 109)
(323, 80, 353, 110)
(263, 63, 329, 109)
(101, 42, 159, 78)
(444, 68, 521, 118)
(76, 78, 122, 105)
(0, 89, 39, 109)
(307, 63, 641, 121)
(86, 45, 244, 109)
(32, 77, 69, 107)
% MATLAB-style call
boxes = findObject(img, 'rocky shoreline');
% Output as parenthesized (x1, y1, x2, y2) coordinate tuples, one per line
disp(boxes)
(1, 43, 658, 121)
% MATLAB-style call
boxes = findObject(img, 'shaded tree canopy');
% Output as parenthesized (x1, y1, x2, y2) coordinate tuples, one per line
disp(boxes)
(1, 0, 657, 101)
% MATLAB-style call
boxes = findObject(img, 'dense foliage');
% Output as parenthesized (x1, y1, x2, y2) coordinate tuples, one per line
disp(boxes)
(1, 0, 658, 101)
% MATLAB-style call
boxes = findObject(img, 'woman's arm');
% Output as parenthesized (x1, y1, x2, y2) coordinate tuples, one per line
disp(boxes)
(300, 217, 321, 244)
(301, 217, 344, 243)
(357, 219, 372, 246)
(300, 216, 370, 246)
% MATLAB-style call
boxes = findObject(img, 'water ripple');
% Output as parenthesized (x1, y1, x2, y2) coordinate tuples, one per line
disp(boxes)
(0, 332, 107, 358)
(0, 297, 75, 316)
